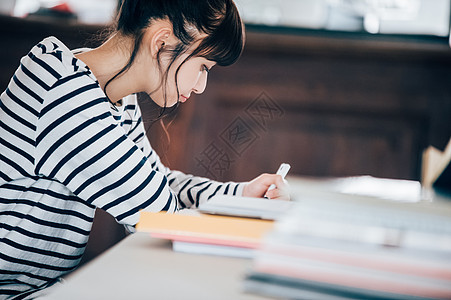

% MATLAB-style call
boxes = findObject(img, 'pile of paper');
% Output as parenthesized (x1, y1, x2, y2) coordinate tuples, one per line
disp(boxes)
(244, 189, 451, 299)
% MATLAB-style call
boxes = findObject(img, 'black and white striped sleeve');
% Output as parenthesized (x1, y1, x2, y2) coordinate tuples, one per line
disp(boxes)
(128, 100, 244, 209)
(34, 73, 178, 226)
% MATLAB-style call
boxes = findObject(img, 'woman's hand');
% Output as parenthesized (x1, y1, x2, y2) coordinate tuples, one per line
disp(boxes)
(242, 173, 290, 201)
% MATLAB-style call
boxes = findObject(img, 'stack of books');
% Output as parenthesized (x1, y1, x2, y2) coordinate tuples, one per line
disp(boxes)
(244, 181, 451, 299)
(136, 211, 274, 258)
(136, 195, 294, 258)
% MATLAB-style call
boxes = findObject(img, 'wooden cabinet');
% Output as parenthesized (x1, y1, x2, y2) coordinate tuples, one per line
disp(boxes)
(146, 26, 451, 182)
(2, 16, 449, 182)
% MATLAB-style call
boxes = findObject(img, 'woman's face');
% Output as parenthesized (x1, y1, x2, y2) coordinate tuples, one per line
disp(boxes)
(150, 54, 216, 108)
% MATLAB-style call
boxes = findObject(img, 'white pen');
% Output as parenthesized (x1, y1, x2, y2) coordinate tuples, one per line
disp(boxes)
(267, 163, 291, 193)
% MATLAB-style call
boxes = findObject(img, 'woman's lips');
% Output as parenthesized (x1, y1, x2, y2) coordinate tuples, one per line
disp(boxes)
(180, 95, 189, 103)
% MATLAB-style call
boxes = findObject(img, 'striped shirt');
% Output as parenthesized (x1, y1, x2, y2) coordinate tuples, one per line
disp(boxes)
(0, 36, 243, 299)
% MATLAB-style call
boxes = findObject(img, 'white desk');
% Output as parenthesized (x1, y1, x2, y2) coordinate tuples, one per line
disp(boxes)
(43, 232, 270, 300)
(42, 176, 449, 300)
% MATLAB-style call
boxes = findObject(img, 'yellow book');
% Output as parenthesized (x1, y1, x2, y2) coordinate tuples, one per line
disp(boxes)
(136, 211, 274, 249)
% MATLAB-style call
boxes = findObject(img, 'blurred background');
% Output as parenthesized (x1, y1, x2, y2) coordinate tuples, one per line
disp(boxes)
(1, 0, 450, 263)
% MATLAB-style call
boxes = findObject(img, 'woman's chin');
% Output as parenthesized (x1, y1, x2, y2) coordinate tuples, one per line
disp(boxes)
(151, 98, 178, 108)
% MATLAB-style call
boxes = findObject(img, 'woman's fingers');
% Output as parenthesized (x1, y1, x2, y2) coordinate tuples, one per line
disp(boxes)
(242, 173, 290, 200)
(265, 178, 290, 200)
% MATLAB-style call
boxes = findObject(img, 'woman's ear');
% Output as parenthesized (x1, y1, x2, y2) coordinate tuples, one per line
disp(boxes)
(143, 20, 175, 57)
(151, 29, 170, 56)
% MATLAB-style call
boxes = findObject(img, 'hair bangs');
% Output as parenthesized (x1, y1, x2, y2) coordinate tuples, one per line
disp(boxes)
(190, 1, 244, 66)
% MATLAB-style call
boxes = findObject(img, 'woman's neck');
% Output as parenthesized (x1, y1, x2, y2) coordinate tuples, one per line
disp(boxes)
(75, 34, 143, 103)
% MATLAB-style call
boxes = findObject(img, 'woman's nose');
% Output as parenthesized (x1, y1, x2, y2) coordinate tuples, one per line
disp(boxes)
(192, 71, 208, 94)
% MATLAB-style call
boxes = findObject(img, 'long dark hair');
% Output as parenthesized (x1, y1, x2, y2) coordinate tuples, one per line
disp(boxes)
(105, 0, 245, 118)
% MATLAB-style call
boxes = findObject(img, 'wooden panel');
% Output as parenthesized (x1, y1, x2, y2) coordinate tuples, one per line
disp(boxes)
(0, 15, 101, 92)
(145, 27, 451, 182)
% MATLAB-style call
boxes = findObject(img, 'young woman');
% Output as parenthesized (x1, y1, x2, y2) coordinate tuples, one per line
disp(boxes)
(0, 0, 289, 297)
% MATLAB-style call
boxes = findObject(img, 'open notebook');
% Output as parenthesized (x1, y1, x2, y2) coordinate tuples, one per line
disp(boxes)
(198, 195, 294, 220)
